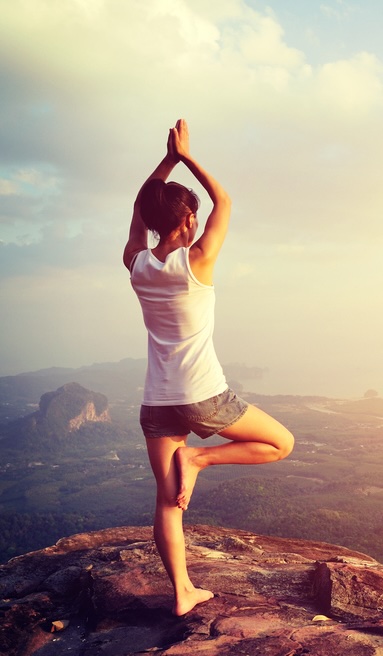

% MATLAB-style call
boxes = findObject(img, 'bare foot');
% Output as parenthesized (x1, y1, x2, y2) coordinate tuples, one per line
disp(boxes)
(175, 447, 203, 510)
(173, 587, 214, 616)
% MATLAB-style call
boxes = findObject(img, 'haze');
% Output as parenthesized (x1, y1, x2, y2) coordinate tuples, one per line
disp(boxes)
(1, 0, 382, 397)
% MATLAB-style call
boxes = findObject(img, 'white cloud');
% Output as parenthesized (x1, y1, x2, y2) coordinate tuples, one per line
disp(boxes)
(1, 1, 382, 247)
(150, 0, 220, 48)
(236, 15, 304, 68)
(317, 52, 383, 114)
(0, 179, 18, 196)
(320, 1, 357, 21)
(14, 168, 58, 188)
(1, 0, 383, 390)
(320, 4, 342, 20)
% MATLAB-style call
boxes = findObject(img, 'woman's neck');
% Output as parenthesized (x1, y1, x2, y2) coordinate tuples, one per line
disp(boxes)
(152, 231, 190, 260)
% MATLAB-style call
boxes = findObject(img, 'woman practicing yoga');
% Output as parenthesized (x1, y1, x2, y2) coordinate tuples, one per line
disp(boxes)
(123, 119, 294, 616)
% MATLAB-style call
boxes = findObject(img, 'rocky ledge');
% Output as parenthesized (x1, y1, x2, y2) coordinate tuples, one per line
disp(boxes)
(1, 525, 383, 656)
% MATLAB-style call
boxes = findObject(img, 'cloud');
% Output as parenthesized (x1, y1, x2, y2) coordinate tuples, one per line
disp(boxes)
(0, 167, 60, 201)
(320, 1, 357, 21)
(317, 52, 383, 114)
(0, 0, 383, 246)
(1, 0, 383, 390)
(0, 179, 18, 196)
(1, 0, 382, 258)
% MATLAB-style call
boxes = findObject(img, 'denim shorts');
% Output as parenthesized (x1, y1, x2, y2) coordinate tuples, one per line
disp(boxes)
(140, 388, 249, 439)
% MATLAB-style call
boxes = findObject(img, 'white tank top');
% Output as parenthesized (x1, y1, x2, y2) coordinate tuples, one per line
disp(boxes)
(130, 247, 227, 405)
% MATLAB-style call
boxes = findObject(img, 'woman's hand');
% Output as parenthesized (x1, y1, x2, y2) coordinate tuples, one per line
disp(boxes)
(167, 125, 180, 163)
(171, 118, 190, 161)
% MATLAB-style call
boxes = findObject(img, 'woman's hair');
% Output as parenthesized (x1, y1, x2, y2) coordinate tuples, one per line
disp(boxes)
(139, 178, 200, 238)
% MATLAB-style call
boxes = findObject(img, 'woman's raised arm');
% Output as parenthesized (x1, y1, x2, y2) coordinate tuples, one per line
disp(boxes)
(172, 119, 231, 266)
(123, 131, 179, 270)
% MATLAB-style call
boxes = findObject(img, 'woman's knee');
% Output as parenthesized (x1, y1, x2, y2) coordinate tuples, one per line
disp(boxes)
(156, 486, 179, 507)
(276, 429, 294, 460)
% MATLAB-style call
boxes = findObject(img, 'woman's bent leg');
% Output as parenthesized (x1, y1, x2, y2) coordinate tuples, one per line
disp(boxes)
(145, 435, 214, 615)
(175, 404, 294, 510)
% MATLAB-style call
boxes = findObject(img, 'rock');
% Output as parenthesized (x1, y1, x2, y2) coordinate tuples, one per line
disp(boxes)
(50, 619, 69, 632)
(0, 382, 111, 450)
(313, 561, 383, 620)
(0, 525, 383, 655)
(37, 382, 110, 434)
(42, 566, 83, 596)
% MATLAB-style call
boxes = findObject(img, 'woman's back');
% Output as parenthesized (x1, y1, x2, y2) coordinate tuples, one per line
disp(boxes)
(131, 247, 226, 405)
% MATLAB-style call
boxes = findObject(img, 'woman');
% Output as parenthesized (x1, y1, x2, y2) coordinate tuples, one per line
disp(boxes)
(123, 119, 294, 616)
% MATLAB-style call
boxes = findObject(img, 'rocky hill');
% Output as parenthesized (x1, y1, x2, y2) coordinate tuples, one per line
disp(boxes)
(1, 383, 110, 447)
(35, 383, 110, 435)
(1, 525, 382, 656)
(0, 359, 146, 418)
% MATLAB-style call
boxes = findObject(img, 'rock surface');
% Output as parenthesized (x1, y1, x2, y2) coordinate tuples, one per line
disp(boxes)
(1, 525, 383, 656)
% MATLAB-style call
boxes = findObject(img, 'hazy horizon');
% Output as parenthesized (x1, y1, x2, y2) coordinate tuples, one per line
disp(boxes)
(1, 355, 379, 401)
(1, 1, 382, 399)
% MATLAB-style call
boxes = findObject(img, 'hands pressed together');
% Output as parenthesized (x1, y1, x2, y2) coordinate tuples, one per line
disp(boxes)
(167, 118, 190, 163)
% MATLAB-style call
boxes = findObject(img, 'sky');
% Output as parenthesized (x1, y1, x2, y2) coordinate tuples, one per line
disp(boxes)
(1, 0, 383, 398)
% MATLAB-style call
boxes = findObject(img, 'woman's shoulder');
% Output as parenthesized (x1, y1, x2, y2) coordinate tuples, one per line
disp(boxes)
(125, 247, 148, 273)
(187, 246, 214, 286)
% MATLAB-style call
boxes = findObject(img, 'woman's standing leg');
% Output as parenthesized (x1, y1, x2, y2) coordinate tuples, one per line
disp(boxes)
(145, 435, 214, 616)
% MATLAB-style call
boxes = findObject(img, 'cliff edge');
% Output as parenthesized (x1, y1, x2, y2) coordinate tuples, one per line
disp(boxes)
(1, 525, 383, 656)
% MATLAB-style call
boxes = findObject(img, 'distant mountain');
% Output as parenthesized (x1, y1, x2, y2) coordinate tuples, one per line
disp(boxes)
(1, 358, 381, 427)
(0, 357, 322, 413)
(0, 382, 110, 449)
(37, 382, 110, 435)
(0, 358, 147, 421)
